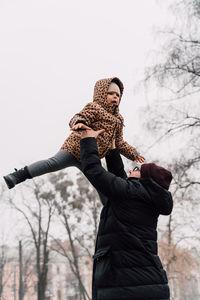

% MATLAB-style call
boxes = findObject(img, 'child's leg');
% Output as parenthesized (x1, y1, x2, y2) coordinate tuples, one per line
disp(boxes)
(27, 150, 81, 178)
(4, 150, 107, 204)
(3, 150, 81, 189)
(27, 151, 109, 205)
(28, 151, 108, 204)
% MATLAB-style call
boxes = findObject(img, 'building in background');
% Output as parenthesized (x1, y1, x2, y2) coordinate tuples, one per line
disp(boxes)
(0, 241, 92, 300)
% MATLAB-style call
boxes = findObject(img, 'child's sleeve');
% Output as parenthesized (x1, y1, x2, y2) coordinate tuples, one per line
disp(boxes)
(115, 116, 140, 161)
(69, 102, 98, 128)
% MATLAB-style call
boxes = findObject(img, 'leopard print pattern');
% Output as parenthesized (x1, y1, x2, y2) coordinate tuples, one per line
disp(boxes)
(61, 77, 139, 161)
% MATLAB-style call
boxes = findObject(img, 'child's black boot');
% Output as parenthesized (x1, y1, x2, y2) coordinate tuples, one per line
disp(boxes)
(3, 167, 32, 189)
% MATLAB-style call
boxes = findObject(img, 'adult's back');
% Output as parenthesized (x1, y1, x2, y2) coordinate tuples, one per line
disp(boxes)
(80, 137, 173, 300)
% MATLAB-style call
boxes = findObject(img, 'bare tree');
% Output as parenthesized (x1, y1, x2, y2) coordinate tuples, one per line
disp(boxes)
(0, 245, 12, 300)
(8, 178, 56, 300)
(143, 0, 200, 187)
(0, 187, 15, 299)
(159, 237, 199, 300)
(49, 171, 102, 300)
(17, 240, 36, 300)
(144, 0, 200, 146)
(141, 3, 200, 298)
(146, 0, 200, 98)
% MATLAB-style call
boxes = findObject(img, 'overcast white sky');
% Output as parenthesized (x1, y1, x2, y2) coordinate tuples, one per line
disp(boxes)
(2, 0, 199, 248)
(0, 0, 173, 180)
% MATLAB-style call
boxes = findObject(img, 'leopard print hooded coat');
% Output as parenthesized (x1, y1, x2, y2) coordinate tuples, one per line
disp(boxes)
(61, 77, 139, 161)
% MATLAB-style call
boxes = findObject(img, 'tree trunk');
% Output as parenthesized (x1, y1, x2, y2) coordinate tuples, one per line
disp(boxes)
(19, 241, 24, 300)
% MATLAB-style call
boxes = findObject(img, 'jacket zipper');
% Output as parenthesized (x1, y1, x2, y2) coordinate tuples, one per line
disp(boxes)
(101, 106, 119, 157)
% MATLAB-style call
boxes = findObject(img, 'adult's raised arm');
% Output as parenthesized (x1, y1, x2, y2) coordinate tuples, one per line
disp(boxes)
(80, 137, 129, 200)
(105, 148, 127, 179)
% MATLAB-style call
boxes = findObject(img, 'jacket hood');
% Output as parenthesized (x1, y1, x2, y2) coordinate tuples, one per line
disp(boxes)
(140, 178, 173, 215)
(139, 178, 173, 215)
(93, 77, 124, 114)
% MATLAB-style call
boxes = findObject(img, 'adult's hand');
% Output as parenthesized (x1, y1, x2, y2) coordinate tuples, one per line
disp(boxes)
(71, 123, 91, 131)
(73, 124, 105, 139)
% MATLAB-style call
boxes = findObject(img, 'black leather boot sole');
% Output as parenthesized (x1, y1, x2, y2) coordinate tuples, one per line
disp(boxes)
(3, 175, 15, 189)
(3, 166, 32, 189)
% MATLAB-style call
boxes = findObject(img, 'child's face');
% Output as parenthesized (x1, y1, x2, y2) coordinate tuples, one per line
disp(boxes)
(106, 91, 120, 106)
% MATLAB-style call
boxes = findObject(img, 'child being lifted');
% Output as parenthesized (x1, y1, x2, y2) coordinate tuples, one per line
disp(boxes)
(4, 77, 145, 189)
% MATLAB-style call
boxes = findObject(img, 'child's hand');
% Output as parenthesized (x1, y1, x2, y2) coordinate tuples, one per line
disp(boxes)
(135, 155, 145, 163)
(71, 123, 91, 131)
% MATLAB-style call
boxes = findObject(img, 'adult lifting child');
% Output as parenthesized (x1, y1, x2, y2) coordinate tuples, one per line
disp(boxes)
(4, 77, 145, 189)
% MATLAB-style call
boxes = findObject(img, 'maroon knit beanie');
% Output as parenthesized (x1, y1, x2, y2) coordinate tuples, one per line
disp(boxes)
(140, 163, 173, 190)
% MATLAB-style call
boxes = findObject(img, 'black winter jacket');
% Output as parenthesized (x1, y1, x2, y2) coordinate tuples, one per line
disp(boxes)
(80, 138, 173, 300)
